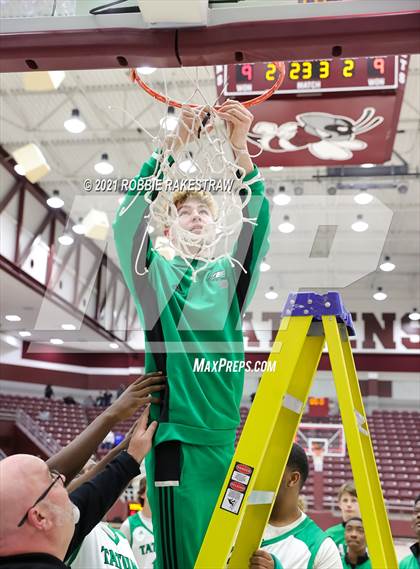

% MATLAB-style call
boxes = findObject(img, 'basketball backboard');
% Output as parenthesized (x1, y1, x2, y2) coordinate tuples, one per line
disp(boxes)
(297, 422, 346, 455)
(1, 0, 419, 72)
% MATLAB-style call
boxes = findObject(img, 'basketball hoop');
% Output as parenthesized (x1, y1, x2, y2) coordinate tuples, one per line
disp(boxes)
(120, 62, 287, 279)
(129, 62, 286, 109)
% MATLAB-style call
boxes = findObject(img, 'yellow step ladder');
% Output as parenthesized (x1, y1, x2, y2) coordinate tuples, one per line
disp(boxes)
(195, 291, 397, 569)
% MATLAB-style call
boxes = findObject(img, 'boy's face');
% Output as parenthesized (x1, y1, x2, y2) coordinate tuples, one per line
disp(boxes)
(339, 491, 360, 521)
(176, 197, 213, 235)
(345, 519, 366, 552)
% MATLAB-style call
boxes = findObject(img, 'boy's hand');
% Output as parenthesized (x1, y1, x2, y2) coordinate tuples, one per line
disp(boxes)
(127, 405, 158, 462)
(166, 106, 212, 152)
(249, 550, 274, 569)
(216, 100, 253, 151)
(106, 372, 165, 421)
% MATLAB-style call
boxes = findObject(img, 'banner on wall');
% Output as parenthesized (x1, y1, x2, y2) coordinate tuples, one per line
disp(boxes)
(243, 310, 420, 353)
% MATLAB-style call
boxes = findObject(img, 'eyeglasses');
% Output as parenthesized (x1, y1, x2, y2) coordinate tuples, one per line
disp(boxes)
(17, 470, 65, 527)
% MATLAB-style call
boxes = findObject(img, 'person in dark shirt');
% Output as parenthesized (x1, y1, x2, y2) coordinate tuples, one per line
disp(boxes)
(103, 391, 113, 407)
(44, 385, 54, 399)
(0, 372, 165, 569)
(0, 407, 157, 569)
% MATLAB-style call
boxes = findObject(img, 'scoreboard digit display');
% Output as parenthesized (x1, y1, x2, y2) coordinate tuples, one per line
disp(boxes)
(225, 56, 398, 95)
(308, 397, 330, 418)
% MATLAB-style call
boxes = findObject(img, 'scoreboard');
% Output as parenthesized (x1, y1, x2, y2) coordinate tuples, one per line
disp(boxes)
(223, 56, 398, 96)
(308, 397, 330, 418)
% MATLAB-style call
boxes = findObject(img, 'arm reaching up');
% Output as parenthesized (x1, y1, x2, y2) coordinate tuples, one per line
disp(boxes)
(47, 372, 165, 484)
(67, 406, 158, 556)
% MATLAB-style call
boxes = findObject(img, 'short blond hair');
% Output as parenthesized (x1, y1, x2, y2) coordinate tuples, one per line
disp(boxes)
(337, 481, 357, 501)
(172, 190, 218, 219)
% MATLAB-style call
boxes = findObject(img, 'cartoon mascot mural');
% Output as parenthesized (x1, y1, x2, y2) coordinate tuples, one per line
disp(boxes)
(248, 107, 384, 161)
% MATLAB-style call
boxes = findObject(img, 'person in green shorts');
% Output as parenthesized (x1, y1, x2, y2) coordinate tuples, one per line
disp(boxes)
(326, 481, 360, 557)
(113, 100, 270, 568)
(341, 518, 371, 569)
(250, 443, 342, 569)
(399, 494, 420, 569)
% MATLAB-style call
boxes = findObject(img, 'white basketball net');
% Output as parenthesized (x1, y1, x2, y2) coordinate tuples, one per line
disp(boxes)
(117, 69, 261, 280)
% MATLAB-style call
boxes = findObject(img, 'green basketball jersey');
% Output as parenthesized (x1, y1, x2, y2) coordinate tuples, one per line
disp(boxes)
(120, 512, 155, 569)
(67, 522, 138, 569)
(113, 152, 269, 447)
(261, 513, 342, 569)
(399, 546, 420, 569)
(325, 522, 346, 556)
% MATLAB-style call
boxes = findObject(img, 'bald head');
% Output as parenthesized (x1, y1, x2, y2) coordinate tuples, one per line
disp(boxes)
(0, 454, 74, 558)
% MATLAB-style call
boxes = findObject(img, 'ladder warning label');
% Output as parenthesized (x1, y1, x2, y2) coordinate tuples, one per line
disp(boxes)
(220, 462, 254, 515)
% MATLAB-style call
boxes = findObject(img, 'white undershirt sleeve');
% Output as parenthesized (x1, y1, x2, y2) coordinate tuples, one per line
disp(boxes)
(313, 537, 344, 569)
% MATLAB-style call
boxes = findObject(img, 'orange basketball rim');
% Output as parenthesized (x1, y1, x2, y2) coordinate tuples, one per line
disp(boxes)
(129, 62, 286, 109)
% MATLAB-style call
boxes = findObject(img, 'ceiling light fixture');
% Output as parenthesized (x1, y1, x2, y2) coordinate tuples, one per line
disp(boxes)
(61, 324, 76, 330)
(354, 189, 374, 205)
(64, 108, 86, 134)
(14, 164, 26, 176)
(50, 338, 64, 345)
(5, 315, 22, 322)
(94, 153, 114, 175)
(273, 187, 291, 206)
(265, 287, 278, 300)
(351, 214, 368, 232)
(46, 190, 64, 209)
(379, 256, 395, 272)
(18, 331, 31, 337)
(260, 258, 271, 272)
(179, 151, 197, 174)
(160, 106, 178, 132)
(278, 215, 295, 234)
(109, 342, 119, 349)
(72, 218, 86, 235)
(408, 309, 420, 321)
(373, 287, 387, 301)
(58, 234, 74, 246)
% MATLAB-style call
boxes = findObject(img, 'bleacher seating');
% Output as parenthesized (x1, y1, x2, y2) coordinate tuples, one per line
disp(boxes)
(1, 393, 418, 510)
(0, 393, 88, 447)
(237, 407, 420, 510)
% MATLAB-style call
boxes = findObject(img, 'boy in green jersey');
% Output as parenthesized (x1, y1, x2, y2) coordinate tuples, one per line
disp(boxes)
(399, 494, 420, 569)
(120, 477, 155, 568)
(113, 100, 270, 568)
(326, 481, 360, 556)
(251, 444, 342, 569)
(341, 518, 371, 569)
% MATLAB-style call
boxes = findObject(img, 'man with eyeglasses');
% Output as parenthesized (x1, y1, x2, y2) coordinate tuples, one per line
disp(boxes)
(0, 406, 157, 569)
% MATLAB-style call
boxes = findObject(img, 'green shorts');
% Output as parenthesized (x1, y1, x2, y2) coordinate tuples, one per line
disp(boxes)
(145, 440, 234, 569)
